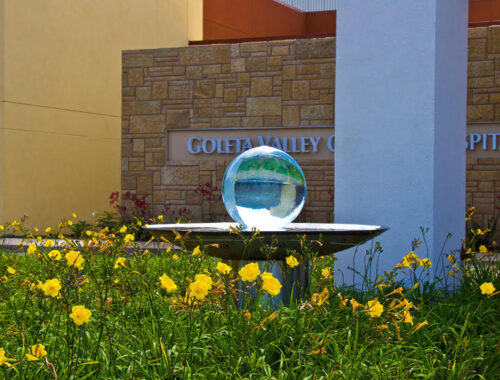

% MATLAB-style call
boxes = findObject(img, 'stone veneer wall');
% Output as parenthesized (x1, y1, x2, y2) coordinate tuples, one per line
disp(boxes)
(122, 38, 335, 223)
(122, 26, 500, 228)
(466, 26, 500, 229)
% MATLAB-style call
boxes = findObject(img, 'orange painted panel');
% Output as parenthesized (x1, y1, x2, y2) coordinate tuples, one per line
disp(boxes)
(469, 0, 500, 24)
(204, 0, 306, 40)
(305, 11, 336, 34)
(203, 0, 500, 42)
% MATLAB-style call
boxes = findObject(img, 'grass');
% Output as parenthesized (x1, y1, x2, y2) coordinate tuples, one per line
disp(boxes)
(0, 218, 499, 379)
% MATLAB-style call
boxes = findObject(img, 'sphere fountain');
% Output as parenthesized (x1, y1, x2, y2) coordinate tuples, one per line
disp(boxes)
(145, 146, 388, 305)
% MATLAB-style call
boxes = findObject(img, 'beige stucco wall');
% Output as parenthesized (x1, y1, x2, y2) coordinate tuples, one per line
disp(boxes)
(0, 0, 202, 228)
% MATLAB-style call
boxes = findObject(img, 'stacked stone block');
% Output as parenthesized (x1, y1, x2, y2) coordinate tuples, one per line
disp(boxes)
(466, 26, 500, 230)
(122, 38, 335, 223)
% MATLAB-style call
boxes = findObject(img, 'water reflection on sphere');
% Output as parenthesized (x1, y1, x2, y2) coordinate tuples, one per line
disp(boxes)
(222, 146, 306, 230)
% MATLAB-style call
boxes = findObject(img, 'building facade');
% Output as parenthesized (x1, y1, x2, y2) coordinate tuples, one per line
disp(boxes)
(122, 26, 500, 229)
(0, 0, 202, 228)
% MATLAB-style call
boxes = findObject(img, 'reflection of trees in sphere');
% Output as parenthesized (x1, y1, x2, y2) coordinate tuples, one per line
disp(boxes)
(222, 146, 306, 230)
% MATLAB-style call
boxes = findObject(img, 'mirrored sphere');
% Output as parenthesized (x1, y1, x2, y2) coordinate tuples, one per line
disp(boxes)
(222, 146, 306, 230)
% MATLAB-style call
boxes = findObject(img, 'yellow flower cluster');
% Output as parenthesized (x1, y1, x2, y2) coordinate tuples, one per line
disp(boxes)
(0, 348, 12, 366)
(69, 305, 92, 326)
(366, 299, 384, 318)
(65, 250, 84, 271)
(48, 249, 61, 260)
(189, 280, 209, 300)
(239, 263, 260, 282)
(311, 288, 329, 306)
(114, 257, 127, 269)
(285, 255, 299, 268)
(480, 282, 495, 295)
(395, 251, 432, 271)
(321, 267, 331, 278)
(26, 344, 47, 361)
(216, 262, 232, 274)
(42, 278, 61, 297)
(159, 274, 178, 292)
(261, 272, 282, 296)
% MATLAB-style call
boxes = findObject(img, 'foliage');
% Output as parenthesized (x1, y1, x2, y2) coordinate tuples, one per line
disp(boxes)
(0, 219, 498, 378)
(195, 182, 222, 222)
(464, 206, 498, 252)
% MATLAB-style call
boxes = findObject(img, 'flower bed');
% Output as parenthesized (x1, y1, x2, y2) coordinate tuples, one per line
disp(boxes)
(0, 219, 499, 378)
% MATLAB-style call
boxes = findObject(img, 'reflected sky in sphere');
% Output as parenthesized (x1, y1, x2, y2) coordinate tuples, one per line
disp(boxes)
(222, 146, 306, 230)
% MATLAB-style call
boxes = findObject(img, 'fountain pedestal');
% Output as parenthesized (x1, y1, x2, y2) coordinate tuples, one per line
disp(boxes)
(145, 222, 388, 305)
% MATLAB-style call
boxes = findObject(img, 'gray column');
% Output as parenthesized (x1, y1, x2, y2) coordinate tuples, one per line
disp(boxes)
(334, 0, 468, 284)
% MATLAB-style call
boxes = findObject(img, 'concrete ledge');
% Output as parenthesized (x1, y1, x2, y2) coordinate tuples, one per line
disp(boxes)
(0, 237, 179, 255)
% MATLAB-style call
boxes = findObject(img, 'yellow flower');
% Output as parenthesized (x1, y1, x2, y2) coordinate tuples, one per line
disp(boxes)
(321, 267, 331, 278)
(67, 220, 73, 226)
(286, 255, 299, 268)
(69, 305, 92, 326)
(413, 320, 428, 332)
(159, 274, 178, 292)
(76, 275, 89, 286)
(216, 262, 232, 274)
(124, 234, 135, 243)
(172, 254, 179, 261)
(158, 215, 164, 221)
(239, 263, 260, 282)
(192, 245, 202, 256)
(195, 274, 213, 290)
(65, 250, 84, 270)
(261, 272, 282, 296)
(85, 230, 92, 237)
(480, 282, 495, 295)
(350, 298, 362, 313)
(311, 288, 329, 306)
(26, 344, 47, 361)
(119, 225, 127, 233)
(113, 257, 127, 269)
(72, 212, 77, 218)
(0, 347, 13, 366)
(420, 258, 432, 269)
(311, 346, 327, 355)
(400, 257, 410, 268)
(338, 294, 348, 307)
(366, 299, 384, 318)
(189, 280, 209, 300)
(403, 311, 414, 325)
(0, 225, 4, 231)
(7, 267, 16, 275)
(479, 245, 488, 254)
(386, 287, 404, 297)
(48, 250, 61, 260)
(27, 243, 37, 255)
(45, 227, 52, 233)
(42, 278, 61, 297)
